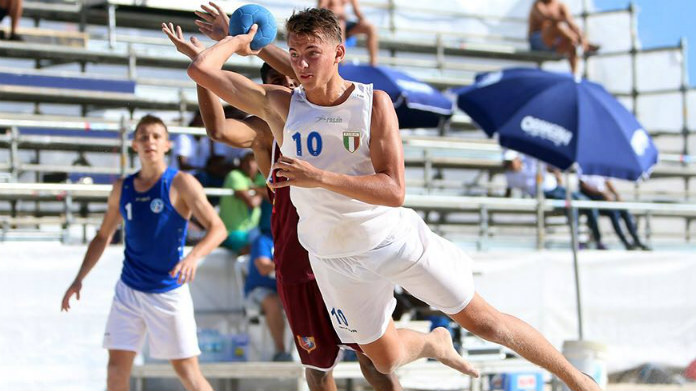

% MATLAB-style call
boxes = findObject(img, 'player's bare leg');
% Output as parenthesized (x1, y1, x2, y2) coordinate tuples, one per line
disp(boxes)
(356, 350, 402, 390)
(306, 368, 338, 391)
(171, 356, 213, 391)
(450, 293, 600, 391)
(107, 350, 137, 391)
(261, 293, 287, 355)
(359, 320, 478, 376)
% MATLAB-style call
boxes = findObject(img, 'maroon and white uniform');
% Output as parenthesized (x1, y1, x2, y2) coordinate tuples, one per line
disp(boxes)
(269, 143, 356, 371)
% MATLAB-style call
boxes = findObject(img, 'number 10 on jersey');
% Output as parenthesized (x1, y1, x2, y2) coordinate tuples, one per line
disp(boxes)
(292, 131, 323, 157)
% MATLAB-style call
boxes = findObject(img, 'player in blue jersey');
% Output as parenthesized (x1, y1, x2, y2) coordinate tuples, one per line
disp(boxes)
(61, 115, 227, 391)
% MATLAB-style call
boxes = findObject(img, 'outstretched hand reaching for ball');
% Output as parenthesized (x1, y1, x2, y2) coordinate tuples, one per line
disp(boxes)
(195, 2, 229, 41)
(162, 22, 206, 60)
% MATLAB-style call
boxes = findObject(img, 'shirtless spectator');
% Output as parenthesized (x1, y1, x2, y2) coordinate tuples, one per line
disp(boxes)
(528, 0, 599, 74)
(318, 0, 378, 66)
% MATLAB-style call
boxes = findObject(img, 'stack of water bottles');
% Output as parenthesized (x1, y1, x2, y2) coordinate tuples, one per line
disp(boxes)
(198, 328, 249, 362)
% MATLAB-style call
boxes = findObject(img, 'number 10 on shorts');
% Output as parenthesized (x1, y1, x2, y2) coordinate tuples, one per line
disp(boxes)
(330, 308, 348, 326)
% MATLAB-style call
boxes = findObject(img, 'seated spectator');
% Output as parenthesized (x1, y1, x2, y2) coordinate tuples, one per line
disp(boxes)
(528, 0, 599, 74)
(503, 150, 557, 198)
(504, 151, 607, 249)
(171, 112, 212, 177)
(219, 151, 266, 253)
(318, 0, 378, 66)
(170, 132, 210, 175)
(200, 106, 251, 190)
(580, 175, 650, 250)
(0, 0, 23, 41)
(245, 231, 292, 362)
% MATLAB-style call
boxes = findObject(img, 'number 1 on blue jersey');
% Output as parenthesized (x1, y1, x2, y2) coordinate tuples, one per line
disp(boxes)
(125, 202, 133, 220)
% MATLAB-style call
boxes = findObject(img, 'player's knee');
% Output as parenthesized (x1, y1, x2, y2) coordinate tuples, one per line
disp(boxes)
(171, 358, 202, 382)
(369, 351, 402, 374)
(373, 359, 400, 375)
(106, 361, 130, 384)
(305, 368, 333, 388)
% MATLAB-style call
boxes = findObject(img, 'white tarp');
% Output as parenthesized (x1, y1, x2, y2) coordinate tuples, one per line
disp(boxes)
(585, 11, 632, 53)
(637, 93, 684, 133)
(473, 250, 696, 373)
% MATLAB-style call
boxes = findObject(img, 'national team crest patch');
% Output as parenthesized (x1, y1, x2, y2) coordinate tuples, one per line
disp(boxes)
(343, 131, 360, 153)
(150, 198, 164, 213)
(297, 335, 317, 353)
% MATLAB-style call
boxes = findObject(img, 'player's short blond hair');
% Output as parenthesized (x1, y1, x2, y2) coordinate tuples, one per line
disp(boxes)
(286, 8, 343, 44)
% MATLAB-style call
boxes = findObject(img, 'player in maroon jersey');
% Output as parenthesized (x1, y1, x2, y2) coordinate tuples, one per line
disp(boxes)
(163, 17, 400, 390)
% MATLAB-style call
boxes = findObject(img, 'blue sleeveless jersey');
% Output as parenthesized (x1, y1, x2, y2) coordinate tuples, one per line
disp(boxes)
(119, 168, 188, 293)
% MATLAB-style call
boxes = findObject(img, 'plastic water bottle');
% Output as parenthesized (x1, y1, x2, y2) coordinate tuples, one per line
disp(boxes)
(198, 328, 224, 362)
(197, 328, 212, 362)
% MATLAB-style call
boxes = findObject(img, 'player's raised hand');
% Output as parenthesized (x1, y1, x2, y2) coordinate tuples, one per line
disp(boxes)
(61, 280, 82, 312)
(269, 156, 324, 189)
(169, 255, 199, 284)
(229, 24, 261, 56)
(162, 22, 206, 60)
(195, 1, 229, 42)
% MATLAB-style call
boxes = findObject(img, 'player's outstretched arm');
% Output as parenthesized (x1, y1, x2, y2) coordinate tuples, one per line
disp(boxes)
(169, 174, 227, 284)
(270, 90, 405, 207)
(194, 2, 230, 42)
(187, 26, 279, 122)
(61, 179, 124, 311)
(162, 22, 268, 153)
(195, 2, 295, 81)
(258, 45, 296, 82)
(196, 84, 274, 176)
(196, 84, 255, 147)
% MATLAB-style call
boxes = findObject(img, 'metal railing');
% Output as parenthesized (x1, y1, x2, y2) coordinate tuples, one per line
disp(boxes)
(2, 182, 695, 247)
(3, 117, 696, 187)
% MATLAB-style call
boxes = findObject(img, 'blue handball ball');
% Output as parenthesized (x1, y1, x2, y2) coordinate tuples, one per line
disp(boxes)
(228, 4, 277, 51)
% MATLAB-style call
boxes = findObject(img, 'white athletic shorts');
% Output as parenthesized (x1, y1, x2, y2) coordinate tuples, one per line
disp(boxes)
(102, 279, 201, 360)
(309, 207, 476, 345)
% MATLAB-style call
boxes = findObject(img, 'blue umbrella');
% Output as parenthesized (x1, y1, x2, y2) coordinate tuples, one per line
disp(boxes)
(454, 67, 658, 181)
(339, 64, 453, 129)
(454, 67, 660, 340)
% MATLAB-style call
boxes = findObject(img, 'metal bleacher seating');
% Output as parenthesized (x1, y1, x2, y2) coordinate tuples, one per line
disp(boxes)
(2, 2, 696, 388)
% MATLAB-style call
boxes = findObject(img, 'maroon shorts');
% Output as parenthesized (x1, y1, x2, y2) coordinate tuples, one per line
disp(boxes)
(277, 279, 360, 370)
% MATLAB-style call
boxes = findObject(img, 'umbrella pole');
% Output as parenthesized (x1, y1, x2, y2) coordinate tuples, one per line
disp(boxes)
(566, 170, 584, 340)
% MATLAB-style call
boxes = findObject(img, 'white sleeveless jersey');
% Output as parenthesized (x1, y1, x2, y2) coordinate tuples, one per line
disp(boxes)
(281, 82, 400, 258)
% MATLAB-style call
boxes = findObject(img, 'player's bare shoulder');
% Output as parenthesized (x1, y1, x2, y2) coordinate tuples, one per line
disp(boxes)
(170, 171, 204, 217)
(371, 90, 398, 123)
(369, 89, 401, 141)
(265, 84, 294, 120)
(112, 177, 125, 191)
(109, 177, 125, 203)
(171, 171, 203, 195)
(372, 89, 392, 107)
